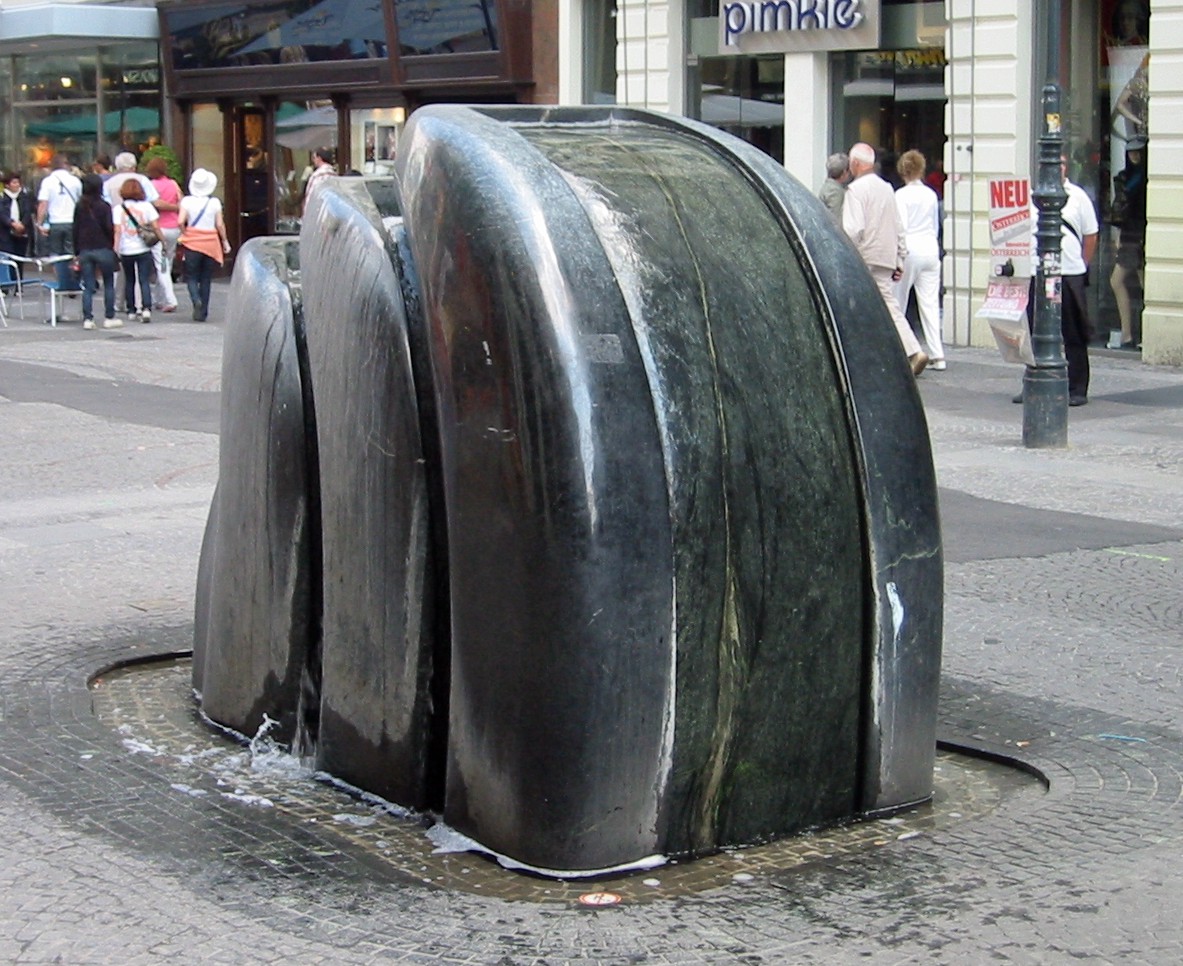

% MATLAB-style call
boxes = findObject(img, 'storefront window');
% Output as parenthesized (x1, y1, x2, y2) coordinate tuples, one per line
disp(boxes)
(1100, 0, 1149, 345)
(394, 0, 499, 56)
(271, 101, 329, 231)
(102, 45, 164, 158)
(352, 106, 406, 175)
(583, 0, 617, 104)
(15, 56, 96, 102)
(166, 0, 389, 70)
(1103, 0, 1149, 197)
(1022, 0, 1150, 347)
(0, 61, 12, 172)
(693, 55, 785, 163)
(9, 44, 161, 182)
(830, 49, 946, 185)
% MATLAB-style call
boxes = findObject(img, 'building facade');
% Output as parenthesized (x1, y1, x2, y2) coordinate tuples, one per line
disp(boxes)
(157, 0, 558, 248)
(0, 0, 558, 253)
(561, 0, 1182, 365)
(0, 1, 162, 182)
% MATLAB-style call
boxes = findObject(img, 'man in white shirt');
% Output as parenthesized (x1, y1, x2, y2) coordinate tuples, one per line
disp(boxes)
(842, 142, 928, 375)
(103, 153, 159, 312)
(103, 152, 159, 206)
(35, 154, 82, 290)
(1021, 161, 1099, 406)
(303, 146, 337, 215)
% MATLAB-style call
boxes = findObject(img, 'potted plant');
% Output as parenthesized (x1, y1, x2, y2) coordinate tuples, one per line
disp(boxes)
(139, 144, 183, 182)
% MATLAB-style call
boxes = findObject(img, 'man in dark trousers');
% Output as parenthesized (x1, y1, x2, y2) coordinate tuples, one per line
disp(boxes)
(1016, 158, 1099, 407)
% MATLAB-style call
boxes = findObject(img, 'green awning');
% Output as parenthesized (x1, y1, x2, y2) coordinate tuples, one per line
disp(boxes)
(24, 106, 160, 138)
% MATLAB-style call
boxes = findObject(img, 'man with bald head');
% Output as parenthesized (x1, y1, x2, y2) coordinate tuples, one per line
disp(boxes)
(842, 142, 928, 375)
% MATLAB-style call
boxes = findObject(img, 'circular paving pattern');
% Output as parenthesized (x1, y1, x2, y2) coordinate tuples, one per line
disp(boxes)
(91, 657, 1044, 907)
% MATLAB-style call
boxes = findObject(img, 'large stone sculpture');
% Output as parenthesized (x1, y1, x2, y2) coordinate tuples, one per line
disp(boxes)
(194, 106, 943, 875)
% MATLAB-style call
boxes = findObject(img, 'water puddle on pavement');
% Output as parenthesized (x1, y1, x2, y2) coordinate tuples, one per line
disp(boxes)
(90, 657, 1043, 905)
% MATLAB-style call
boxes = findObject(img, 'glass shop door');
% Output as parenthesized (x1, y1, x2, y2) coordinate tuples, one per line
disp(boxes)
(236, 107, 271, 245)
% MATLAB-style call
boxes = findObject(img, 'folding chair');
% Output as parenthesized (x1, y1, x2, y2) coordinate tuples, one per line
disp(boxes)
(0, 257, 21, 324)
(3, 254, 76, 326)
(0, 254, 54, 323)
(41, 254, 82, 327)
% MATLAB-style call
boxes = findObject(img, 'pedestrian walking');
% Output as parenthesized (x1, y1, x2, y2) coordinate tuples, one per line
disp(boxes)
(894, 149, 945, 370)
(817, 152, 850, 222)
(104, 153, 160, 313)
(71, 173, 121, 330)
(177, 168, 230, 322)
(91, 154, 114, 181)
(1014, 158, 1099, 407)
(103, 152, 158, 206)
(113, 179, 160, 324)
(35, 154, 82, 292)
(842, 142, 928, 375)
(303, 146, 336, 214)
(146, 157, 181, 314)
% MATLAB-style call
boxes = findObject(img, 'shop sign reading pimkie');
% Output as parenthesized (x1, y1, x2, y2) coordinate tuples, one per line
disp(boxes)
(720, 0, 881, 52)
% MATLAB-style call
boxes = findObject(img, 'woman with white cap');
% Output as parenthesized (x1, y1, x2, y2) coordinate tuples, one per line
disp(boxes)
(177, 168, 230, 322)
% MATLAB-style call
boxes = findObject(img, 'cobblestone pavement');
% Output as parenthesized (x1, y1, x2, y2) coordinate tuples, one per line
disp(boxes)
(1, 288, 1181, 964)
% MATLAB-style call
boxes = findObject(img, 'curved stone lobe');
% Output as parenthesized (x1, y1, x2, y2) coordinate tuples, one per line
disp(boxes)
(300, 180, 439, 808)
(195, 237, 314, 742)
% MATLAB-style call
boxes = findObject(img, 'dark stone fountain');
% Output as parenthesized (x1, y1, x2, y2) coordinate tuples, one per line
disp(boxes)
(194, 106, 942, 875)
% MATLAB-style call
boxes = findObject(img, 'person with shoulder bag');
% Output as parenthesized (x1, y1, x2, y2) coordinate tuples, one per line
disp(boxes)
(112, 179, 161, 323)
(35, 154, 82, 291)
(177, 169, 230, 322)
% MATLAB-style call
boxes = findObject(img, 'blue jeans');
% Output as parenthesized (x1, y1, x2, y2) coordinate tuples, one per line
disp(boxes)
(78, 248, 116, 320)
(185, 249, 216, 320)
(47, 223, 78, 291)
(121, 250, 153, 314)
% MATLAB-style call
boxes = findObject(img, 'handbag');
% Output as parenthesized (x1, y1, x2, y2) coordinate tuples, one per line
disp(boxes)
(122, 203, 161, 247)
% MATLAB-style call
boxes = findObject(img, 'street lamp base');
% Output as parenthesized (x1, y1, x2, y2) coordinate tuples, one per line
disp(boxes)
(1022, 366, 1069, 448)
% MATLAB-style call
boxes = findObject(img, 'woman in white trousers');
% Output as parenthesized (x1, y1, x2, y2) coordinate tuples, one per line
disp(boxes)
(894, 150, 945, 370)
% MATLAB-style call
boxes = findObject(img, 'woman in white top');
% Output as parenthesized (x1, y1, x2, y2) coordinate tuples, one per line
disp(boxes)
(894, 150, 945, 369)
(112, 179, 160, 323)
(177, 169, 230, 322)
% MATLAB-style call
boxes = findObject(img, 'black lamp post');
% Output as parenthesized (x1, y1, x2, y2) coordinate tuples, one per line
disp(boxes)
(1023, 4, 1069, 447)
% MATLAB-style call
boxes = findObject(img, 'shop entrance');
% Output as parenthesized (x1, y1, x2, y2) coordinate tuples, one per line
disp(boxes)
(234, 107, 271, 247)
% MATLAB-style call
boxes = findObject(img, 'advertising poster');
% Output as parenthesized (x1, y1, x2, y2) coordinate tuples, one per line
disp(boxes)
(977, 177, 1035, 363)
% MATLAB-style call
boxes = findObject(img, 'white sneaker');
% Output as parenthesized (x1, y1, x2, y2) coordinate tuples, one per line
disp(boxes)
(140, 309, 151, 323)
(102, 317, 123, 329)
(930, 359, 947, 371)
(82, 318, 95, 330)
